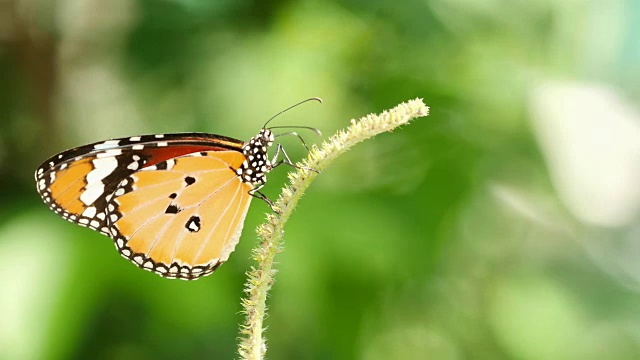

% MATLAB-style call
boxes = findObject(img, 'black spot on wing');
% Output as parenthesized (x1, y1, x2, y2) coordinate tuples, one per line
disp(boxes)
(186, 215, 201, 232)
(169, 193, 177, 199)
(165, 204, 181, 214)
(184, 176, 196, 186)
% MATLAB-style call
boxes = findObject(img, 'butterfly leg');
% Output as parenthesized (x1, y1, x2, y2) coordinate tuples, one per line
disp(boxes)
(275, 131, 311, 152)
(248, 188, 279, 213)
(270, 144, 319, 173)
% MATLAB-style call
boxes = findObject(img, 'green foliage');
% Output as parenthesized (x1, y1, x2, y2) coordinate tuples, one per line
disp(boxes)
(1, 1, 639, 359)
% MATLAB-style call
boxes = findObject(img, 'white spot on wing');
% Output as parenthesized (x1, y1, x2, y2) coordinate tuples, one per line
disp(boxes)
(88, 157, 118, 184)
(96, 149, 122, 158)
(94, 140, 121, 150)
(82, 206, 97, 218)
(79, 182, 105, 205)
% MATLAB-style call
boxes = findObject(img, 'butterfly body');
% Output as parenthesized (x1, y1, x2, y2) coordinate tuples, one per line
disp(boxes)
(35, 129, 275, 280)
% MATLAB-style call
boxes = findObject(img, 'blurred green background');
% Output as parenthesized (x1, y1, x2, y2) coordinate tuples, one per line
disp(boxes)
(2, 0, 640, 359)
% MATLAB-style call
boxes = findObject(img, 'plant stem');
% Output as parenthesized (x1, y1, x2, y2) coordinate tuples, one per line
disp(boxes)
(237, 98, 430, 360)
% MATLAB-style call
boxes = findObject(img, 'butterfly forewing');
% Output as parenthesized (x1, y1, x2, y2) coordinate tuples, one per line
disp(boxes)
(34, 133, 245, 235)
(106, 150, 254, 280)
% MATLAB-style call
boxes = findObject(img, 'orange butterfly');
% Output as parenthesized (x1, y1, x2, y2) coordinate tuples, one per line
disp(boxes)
(35, 99, 321, 280)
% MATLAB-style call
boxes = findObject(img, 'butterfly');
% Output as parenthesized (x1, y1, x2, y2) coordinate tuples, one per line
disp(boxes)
(35, 98, 321, 280)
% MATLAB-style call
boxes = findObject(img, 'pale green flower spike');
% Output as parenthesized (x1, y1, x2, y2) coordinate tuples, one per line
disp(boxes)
(238, 98, 430, 360)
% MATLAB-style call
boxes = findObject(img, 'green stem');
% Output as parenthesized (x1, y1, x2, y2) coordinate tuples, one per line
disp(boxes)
(237, 98, 430, 360)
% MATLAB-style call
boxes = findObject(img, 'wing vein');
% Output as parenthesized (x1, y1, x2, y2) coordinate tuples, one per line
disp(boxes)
(169, 176, 239, 265)
(117, 175, 239, 265)
(192, 181, 243, 263)
(49, 176, 85, 207)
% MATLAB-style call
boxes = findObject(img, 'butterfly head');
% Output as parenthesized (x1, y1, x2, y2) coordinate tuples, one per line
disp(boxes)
(257, 128, 275, 146)
(237, 129, 275, 187)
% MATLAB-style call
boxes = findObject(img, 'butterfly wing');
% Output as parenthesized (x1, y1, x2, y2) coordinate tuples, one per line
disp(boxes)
(35, 133, 252, 279)
(106, 151, 253, 279)
(35, 133, 245, 235)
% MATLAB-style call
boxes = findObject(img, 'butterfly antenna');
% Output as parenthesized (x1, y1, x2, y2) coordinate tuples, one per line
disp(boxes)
(270, 125, 322, 135)
(263, 97, 323, 129)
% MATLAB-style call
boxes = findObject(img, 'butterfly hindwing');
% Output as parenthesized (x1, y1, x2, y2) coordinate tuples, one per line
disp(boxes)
(105, 150, 253, 280)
